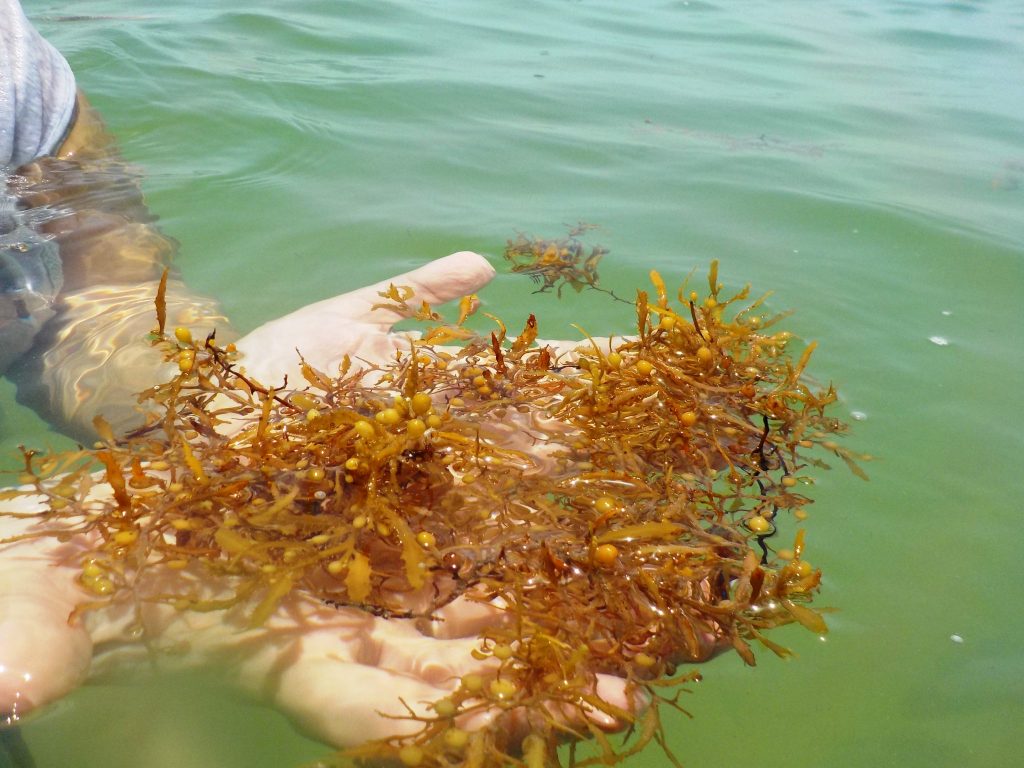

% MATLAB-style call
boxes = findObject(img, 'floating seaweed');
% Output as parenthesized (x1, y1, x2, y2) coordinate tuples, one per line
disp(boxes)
(503, 225, 629, 304)
(1, 261, 866, 768)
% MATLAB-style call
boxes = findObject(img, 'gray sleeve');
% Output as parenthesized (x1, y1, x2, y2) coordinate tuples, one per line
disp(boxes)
(0, 0, 78, 168)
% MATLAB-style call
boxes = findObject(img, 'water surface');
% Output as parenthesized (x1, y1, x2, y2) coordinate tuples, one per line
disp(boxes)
(4, 1, 1022, 766)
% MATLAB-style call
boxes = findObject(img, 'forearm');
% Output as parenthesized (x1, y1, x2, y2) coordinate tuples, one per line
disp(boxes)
(6, 93, 234, 440)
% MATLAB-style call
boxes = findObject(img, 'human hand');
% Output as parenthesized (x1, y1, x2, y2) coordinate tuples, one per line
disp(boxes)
(0, 494, 499, 743)
(0, 252, 493, 722)
(1, 251, 643, 749)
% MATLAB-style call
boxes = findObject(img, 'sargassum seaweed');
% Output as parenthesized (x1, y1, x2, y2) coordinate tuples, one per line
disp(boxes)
(1, 262, 867, 768)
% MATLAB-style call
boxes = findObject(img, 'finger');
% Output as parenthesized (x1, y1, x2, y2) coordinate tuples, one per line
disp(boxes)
(366, 620, 496, 687)
(247, 251, 494, 335)
(233, 251, 495, 385)
(454, 671, 644, 750)
(343, 251, 496, 327)
(588, 673, 643, 731)
(270, 658, 466, 746)
(421, 593, 509, 639)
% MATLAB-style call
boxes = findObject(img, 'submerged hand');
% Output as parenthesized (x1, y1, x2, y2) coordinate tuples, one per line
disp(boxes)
(0, 492, 635, 746)
(0, 498, 500, 742)
(0, 252, 495, 725)
(0, 251, 639, 747)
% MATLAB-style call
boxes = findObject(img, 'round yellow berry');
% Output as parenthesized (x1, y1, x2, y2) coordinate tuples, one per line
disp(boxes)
(411, 393, 433, 415)
(489, 678, 517, 700)
(461, 674, 484, 693)
(492, 644, 513, 661)
(433, 698, 457, 718)
(594, 543, 619, 567)
(398, 745, 424, 767)
(177, 350, 195, 373)
(746, 515, 771, 534)
(376, 408, 402, 426)
(443, 728, 469, 750)
(113, 530, 139, 546)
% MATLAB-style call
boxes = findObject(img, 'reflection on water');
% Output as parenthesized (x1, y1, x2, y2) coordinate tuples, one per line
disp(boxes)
(3, 110, 227, 441)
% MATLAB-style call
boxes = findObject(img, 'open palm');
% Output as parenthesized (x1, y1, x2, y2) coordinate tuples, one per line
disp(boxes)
(1, 251, 637, 748)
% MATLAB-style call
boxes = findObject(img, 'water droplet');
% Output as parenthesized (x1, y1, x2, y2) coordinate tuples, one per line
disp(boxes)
(851, 410, 867, 421)
(941, 310, 952, 316)
(950, 634, 964, 644)
(928, 336, 949, 346)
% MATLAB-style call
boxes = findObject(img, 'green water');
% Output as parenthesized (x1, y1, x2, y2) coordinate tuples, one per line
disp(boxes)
(4, 0, 1022, 766)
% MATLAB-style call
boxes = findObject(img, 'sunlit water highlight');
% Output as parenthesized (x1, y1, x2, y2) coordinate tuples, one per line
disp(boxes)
(2, 1, 1022, 766)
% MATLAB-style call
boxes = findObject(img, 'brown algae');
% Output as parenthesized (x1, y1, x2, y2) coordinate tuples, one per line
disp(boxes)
(504, 225, 629, 304)
(1, 261, 865, 767)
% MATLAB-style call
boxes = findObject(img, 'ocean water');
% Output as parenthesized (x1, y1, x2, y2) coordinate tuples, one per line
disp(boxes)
(3, 1, 1022, 766)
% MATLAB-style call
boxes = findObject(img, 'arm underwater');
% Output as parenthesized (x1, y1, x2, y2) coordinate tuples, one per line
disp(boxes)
(2, 261, 866, 768)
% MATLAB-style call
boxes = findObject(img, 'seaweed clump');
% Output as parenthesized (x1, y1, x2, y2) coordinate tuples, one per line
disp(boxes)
(1, 262, 865, 767)
(504, 225, 629, 304)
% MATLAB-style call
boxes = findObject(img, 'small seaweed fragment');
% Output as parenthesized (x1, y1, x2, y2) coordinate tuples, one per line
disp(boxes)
(153, 266, 169, 336)
(1, 263, 866, 768)
(504, 225, 629, 303)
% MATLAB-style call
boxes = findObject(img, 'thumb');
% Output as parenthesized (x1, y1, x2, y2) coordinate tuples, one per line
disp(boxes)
(233, 251, 495, 384)
(253, 251, 495, 335)
(347, 250, 496, 327)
